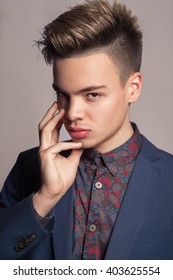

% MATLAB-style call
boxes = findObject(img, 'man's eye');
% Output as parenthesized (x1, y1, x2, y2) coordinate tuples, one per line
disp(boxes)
(86, 93, 101, 101)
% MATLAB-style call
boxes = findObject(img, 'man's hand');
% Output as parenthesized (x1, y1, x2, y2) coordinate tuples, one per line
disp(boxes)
(33, 102, 83, 216)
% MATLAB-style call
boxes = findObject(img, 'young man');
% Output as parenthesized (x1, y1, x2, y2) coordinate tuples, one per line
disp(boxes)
(0, 0, 173, 260)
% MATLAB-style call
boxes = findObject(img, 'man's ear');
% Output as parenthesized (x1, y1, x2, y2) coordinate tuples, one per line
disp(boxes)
(126, 72, 142, 104)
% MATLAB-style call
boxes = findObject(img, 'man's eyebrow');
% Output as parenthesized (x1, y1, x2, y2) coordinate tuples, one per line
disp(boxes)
(79, 85, 107, 93)
(52, 84, 107, 94)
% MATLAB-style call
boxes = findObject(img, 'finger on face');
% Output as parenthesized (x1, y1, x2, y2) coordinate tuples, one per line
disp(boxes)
(39, 102, 60, 130)
(39, 106, 65, 149)
(44, 109, 64, 131)
(51, 119, 64, 145)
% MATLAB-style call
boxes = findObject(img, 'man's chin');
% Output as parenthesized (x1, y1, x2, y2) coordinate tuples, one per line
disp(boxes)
(72, 138, 96, 149)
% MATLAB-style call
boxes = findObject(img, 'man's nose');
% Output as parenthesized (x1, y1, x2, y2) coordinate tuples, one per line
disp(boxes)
(65, 97, 85, 121)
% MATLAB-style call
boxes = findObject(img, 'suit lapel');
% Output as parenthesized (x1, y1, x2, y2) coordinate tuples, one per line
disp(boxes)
(52, 186, 74, 259)
(105, 146, 160, 259)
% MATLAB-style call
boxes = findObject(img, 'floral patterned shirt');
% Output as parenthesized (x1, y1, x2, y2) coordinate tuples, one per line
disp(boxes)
(72, 123, 142, 259)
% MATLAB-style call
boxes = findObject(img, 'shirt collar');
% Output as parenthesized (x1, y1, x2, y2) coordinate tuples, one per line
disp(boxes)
(82, 123, 142, 175)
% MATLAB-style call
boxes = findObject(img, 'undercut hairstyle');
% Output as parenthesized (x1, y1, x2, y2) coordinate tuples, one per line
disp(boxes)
(36, 0, 143, 85)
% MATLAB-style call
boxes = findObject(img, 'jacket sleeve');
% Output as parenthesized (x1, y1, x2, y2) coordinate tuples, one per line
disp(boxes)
(0, 148, 53, 260)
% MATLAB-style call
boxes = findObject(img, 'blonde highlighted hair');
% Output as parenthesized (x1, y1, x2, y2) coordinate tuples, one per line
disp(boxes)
(37, 0, 143, 85)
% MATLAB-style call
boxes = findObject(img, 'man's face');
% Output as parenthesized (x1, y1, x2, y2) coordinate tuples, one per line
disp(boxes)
(53, 52, 140, 153)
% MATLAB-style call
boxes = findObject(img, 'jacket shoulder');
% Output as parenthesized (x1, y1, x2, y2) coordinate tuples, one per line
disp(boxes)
(140, 135, 173, 168)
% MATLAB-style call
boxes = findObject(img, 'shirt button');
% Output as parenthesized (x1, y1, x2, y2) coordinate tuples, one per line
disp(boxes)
(111, 167, 116, 172)
(95, 182, 102, 189)
(89, 224, 97, 232)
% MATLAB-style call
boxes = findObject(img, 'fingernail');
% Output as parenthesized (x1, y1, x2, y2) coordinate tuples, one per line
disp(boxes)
(59, 108, 65, 113)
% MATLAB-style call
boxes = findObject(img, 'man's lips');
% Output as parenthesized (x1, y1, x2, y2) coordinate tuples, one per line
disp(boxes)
(67, 127, 91, 139)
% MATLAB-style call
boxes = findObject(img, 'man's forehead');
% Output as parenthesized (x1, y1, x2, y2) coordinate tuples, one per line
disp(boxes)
(52, 51, 121, 92)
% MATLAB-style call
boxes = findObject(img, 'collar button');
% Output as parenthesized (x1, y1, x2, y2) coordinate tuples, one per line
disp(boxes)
(95, 182, 102, 189)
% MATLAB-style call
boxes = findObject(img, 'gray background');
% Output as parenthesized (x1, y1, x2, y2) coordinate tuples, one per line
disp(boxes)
(0, 0, 173, 189)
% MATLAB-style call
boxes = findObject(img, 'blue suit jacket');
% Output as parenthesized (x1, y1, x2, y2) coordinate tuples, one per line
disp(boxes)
(0, 136, 173, 260)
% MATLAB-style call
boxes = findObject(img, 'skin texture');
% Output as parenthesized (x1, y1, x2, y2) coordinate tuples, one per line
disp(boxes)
(33, 52, 142, 216)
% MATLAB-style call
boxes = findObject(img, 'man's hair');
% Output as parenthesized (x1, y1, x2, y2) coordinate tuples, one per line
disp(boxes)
(37, 0, 143, 85)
